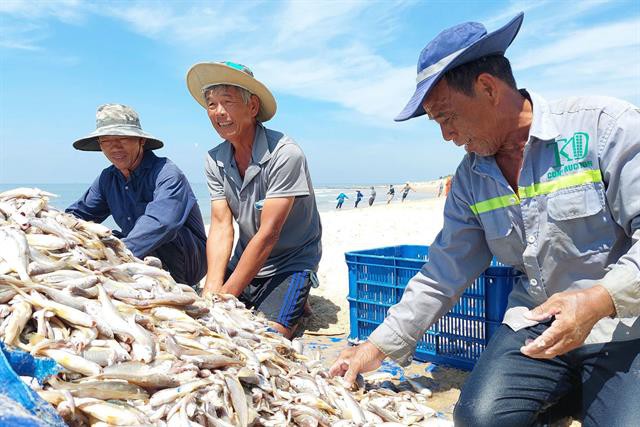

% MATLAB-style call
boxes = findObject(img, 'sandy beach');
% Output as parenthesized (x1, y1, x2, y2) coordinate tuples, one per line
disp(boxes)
(307, 194, 446, 334)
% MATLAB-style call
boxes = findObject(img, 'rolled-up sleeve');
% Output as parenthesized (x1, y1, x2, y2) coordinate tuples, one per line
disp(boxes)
(123, 167, 196, 258)
(66, 174, 111, 223)
(368, 170, 493, 365)
(599, 107, 640, 318)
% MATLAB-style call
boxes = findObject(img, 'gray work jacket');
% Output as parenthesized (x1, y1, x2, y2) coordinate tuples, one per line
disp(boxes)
(369, 91, 640, 365)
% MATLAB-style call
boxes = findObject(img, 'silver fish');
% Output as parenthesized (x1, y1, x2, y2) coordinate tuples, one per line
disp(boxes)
(0, 187, 57, 200)
(74, 397, 150, 425)
(0, 226, 30, 281)
(99, 361, 180, 389)
(2, 298, 32, 344)
(224, 375, 249, 427)
(25, 233, 68, 250)
(41, 348, 102, 376)
(50, 378, 149, 401)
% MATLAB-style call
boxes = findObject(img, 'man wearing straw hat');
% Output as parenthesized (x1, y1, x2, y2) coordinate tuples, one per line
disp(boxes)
(331, 12, 640, 425)
(67, 104, 208, 288)
(186, 62, 322, 338)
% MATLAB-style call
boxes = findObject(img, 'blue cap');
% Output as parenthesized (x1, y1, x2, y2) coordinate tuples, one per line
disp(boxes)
(395, 12, 524, 122)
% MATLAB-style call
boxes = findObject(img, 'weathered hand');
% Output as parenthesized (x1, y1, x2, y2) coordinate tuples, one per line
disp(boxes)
(220, 282, 243, 297)
(202, 280, 223, 297)
(329, 341, 386, 386)
(521, 285, 615, 359)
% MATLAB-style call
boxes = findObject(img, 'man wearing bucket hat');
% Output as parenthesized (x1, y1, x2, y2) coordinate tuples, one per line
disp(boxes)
(66, 104, 208, 287)
(331, 12, 640, 425)
(186, 61, 322, 338)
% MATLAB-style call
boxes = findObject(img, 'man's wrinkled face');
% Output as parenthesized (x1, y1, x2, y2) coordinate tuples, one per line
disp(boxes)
(204, 86, 259, 142)
(98, 136, 145, 170)
(422, 80, 501, 156)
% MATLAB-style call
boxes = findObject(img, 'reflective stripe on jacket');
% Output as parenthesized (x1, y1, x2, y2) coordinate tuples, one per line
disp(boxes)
(369, 91, 640, 365)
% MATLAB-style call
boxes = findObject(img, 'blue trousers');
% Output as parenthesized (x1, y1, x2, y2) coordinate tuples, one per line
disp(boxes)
(149, 226, 207, 288)
(454, 322, 640, 427)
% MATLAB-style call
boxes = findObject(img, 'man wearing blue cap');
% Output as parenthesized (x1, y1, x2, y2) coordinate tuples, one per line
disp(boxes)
(331, 12, 639, 426)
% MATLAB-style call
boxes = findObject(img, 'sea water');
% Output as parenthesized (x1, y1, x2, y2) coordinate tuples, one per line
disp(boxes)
(0, 182, 435, 227)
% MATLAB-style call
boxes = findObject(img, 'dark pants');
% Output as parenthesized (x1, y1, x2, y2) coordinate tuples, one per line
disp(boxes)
(454, 323, 640, 427)
(355, 199, 362, 208)
(226, 270, 313, 329)
(149, 226, 207, 287)
(336, 200, 344, 209)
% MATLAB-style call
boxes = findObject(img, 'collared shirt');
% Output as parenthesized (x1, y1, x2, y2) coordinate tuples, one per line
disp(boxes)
(205, 123, 322, 277)
(66, 151, 207, 258)
(370, 91, 640, 365)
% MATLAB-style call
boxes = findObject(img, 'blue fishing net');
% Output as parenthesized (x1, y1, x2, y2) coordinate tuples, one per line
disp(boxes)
(0, 342, 65, 426)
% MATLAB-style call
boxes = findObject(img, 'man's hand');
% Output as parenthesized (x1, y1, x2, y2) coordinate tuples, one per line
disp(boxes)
(521, 285, 615, 359)
(329, 341, 387, 386)
(219, 281, 243, 297)
(202, 278, 223, 297)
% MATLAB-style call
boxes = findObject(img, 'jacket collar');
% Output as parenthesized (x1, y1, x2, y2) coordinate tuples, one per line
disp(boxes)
(113, 150, 157, 181)
(471, 89, 560, 177)
(217, 123, 271, 169)
(132, 150, 156, 176)
(216, 123, 273, 192)
(252, 123, 272, 165)
(524, 89, 561, 142)
(242, 124, 271, 191)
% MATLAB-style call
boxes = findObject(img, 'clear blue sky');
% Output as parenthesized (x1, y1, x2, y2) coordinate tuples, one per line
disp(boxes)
(1, 0, 638, 186)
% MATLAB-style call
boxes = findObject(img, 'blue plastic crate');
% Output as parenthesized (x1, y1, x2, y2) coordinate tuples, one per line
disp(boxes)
(346, 245, 522, 370)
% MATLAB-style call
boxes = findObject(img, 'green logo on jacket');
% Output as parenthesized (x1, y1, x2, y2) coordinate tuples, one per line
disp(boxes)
(546, 132, 592, 179)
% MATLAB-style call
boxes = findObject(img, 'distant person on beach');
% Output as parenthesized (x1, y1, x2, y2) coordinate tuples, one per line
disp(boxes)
(189, 61, 321, 338)
(401, 183, 413, 202)
(368, 186, 376, 206)
(386, 184, 395, 204)
(331, 13, 640, 426)
(335, 192, 348, 209)
(436, 178, 444, 197)
(354, 190, 364, 208)
(66, 104, 207, 288)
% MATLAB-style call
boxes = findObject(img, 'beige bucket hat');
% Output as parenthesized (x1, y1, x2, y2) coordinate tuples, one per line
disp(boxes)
(73, 104, 164, 152)
(186, 61, 277, 122)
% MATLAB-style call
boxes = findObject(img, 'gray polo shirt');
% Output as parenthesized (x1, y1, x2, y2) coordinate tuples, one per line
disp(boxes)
(205, 123, 322, 278)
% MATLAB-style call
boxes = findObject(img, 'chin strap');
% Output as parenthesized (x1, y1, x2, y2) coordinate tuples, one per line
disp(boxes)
(126, 141, 144, 177)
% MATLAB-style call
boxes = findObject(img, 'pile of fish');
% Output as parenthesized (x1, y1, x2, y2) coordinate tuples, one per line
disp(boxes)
(0, 188, 452, 427)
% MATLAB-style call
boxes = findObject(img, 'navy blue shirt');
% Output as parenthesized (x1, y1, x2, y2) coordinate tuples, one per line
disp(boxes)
(66, 151, 206, 258)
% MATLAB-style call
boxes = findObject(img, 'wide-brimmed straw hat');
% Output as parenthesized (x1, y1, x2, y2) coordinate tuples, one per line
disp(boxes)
(395, 12, 524, 122)
(73, 104, 164, 151)
(185, 61, 277, 122)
